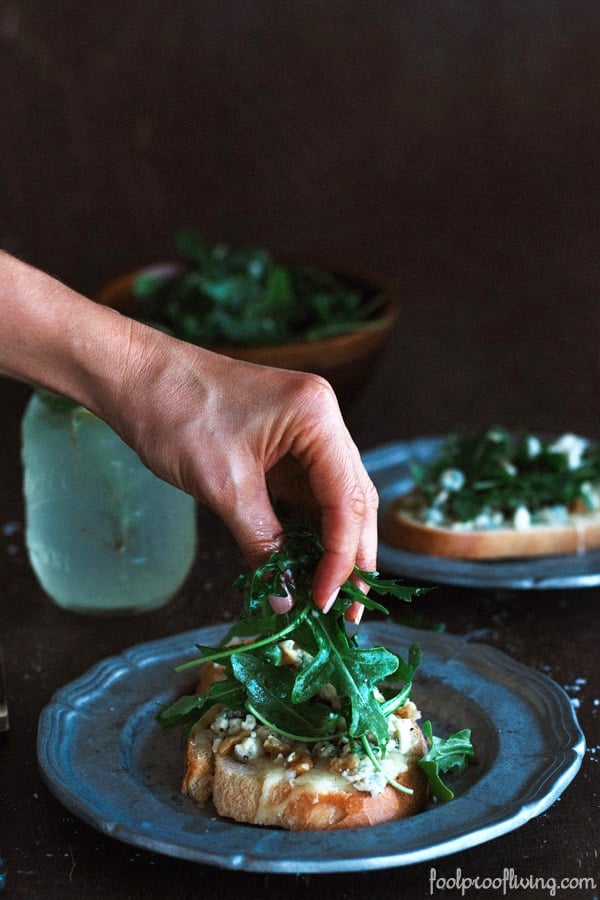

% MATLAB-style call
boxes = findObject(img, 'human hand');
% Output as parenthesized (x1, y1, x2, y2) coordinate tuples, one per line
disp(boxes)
(103, 322, 378, 621)
(0, 250, 377, 622)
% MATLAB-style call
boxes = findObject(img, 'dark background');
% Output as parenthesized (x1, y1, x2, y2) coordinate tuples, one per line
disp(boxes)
(1, 4, 599, 899)
(1, 0, 598, 444)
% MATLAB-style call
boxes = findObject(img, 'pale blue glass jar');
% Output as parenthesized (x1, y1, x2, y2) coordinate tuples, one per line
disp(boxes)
(21, 391, 196, 614)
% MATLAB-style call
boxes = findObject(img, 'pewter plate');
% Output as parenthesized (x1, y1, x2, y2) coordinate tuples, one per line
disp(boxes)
(363, 437, 600, 589)
(37, 624, 584, 873)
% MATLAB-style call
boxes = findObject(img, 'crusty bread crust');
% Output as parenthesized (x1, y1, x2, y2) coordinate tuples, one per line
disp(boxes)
(181, 726, 214, 805)
(382, 490, 600, 559)
(181, 660, 429, 830)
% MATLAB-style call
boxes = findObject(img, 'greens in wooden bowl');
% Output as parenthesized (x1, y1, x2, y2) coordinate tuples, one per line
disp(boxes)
(131, 230, 389, 347)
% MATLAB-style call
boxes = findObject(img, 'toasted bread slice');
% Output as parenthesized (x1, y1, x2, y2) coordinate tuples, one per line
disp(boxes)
(184, 713, 428, 830)
(181, 660, 429, 830)
(382, 488, 600, 559)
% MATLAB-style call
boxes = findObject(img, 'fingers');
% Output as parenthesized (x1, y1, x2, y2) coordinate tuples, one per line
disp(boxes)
(310, 468, 379, 614)
(345, 601, 365, 625)
(224, 492, 283, 571)
(244, 376, 378, 619)
(207, 469, 295, 616)
(266, 450, 377, 623)
(207, 437, 378, 621)
(292, 407, 379, 616)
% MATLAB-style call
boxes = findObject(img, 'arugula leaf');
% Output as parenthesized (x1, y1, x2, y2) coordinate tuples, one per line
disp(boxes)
(357, 569, 432, 613)
(418, 720, 475, 801)
(231, 652, 339, 741)
(155, 674, 245, 733)
(307, 611, 401, 750)
(380, 642, 422, 714)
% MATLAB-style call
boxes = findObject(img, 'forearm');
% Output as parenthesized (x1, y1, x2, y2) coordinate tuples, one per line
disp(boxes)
(0, 250, 138, 415)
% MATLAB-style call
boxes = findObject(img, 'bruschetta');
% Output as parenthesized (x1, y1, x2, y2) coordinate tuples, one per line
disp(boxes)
(156, 524, 474, 830)
(382, 428, 600, 559)
(181, 654, 429, 831)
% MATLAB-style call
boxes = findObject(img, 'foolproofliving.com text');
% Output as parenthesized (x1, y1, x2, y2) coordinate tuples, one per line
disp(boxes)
(429, 867, 597, 897)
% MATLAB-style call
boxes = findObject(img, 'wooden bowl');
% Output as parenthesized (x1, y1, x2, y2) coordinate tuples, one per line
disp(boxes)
(95, 261, 399, 408)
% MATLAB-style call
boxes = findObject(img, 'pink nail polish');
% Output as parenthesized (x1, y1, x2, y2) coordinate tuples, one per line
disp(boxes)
(350, 605, 364, 625)
(322, 588, 339, 614)
(269, 592, 292, 614)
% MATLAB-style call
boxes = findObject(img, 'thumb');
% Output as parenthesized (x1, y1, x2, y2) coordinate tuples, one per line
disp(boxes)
(218, 478, 293, 615)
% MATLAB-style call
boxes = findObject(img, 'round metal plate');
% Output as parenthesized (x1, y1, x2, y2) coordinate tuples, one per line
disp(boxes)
(37, 623, 584, 873)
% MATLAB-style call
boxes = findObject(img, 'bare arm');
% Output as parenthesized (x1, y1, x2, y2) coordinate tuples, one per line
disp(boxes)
(0, 251, 378, 616)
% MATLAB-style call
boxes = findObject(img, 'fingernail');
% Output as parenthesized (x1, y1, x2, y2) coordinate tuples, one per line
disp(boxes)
(346, 603, 364, 625)
(322, 588, 339, 614)
(268, 580, 293, 614)
(269, 594, 293, 614)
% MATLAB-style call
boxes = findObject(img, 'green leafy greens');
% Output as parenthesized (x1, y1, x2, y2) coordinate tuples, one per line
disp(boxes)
(410, 426, 600, 525)
(418, 721, 475, 801)
(132, 230, 386, 346)
(156, 524, 473, 801)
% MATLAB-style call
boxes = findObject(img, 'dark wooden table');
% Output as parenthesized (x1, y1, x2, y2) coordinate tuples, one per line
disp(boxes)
(0, 376, 598, 900)
(3, 0, 600, 895)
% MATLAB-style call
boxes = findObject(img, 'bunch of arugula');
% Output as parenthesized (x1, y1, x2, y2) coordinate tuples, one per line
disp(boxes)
(132, 230, 386, 346)
(157, 525, 474, 801)
(411, 427, 600, 523)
